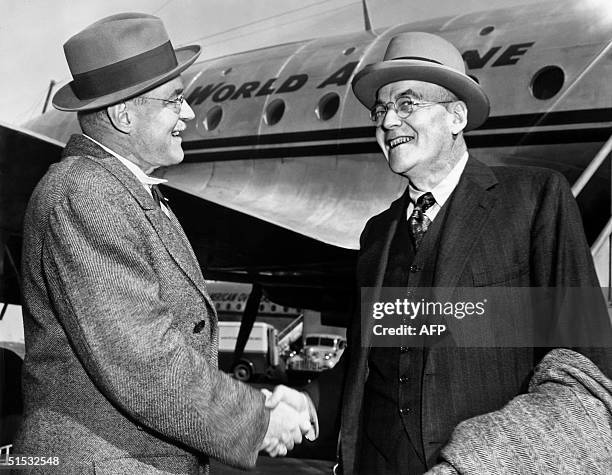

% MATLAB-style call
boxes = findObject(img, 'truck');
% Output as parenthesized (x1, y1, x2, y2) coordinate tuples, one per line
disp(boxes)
(285, 309, 347, 373)
(286, 333, 346, 372)
(217, 321, 281, 382)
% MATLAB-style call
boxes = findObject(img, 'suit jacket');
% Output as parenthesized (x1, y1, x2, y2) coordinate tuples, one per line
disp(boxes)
(338, 156, 612, 473)
(15, 135, 268, 474)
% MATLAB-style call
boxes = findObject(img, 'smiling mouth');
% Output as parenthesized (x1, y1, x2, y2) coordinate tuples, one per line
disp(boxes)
(387, 136, 414, 149)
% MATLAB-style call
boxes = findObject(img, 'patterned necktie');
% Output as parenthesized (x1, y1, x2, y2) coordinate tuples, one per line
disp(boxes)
(408, 192, 436, 250)
(150, 184, 168, 209)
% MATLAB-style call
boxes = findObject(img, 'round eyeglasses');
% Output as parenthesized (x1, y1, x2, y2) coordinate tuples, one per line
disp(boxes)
(370, 98, 453, 125)
(139, 94, 186, 113)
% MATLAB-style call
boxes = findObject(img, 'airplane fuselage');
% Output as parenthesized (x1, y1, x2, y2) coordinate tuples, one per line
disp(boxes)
(15, 0, 612, 253)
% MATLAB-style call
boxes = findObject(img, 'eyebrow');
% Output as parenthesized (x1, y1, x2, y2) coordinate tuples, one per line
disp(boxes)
(374, 88, 424, 106)
(395, 89, 424, 101)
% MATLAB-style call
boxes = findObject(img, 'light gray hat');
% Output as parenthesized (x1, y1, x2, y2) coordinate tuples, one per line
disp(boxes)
(352, 32, 490, 131)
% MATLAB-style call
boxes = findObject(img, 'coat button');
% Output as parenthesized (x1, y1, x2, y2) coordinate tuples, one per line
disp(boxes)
(410, 264, 422, 273)
(399, 375, 409, 384)
(193, 320, 206, 333)
(400, 346, 409, 353)
(399, 407, 411, 415)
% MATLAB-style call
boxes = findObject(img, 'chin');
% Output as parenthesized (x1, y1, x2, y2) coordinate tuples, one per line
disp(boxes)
(388, 152, 415, 175)
(168, 148, 185, 165)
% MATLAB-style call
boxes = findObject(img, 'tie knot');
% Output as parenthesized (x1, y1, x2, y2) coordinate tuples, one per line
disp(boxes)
(415, 192, 436, 212)
(150, 184, 167, 208)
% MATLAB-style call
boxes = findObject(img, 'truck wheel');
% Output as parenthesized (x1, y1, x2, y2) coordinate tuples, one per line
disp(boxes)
(233, 362, 252, 382)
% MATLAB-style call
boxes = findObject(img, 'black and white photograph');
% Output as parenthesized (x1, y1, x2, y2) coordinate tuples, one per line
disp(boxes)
(1, 0, 611, 473)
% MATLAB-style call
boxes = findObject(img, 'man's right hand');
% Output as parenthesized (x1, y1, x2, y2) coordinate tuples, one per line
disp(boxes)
(260, 399, 312, 457)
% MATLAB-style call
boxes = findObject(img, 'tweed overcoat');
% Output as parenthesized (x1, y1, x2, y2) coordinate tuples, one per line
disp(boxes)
(337, 157, 612, 473)
(15, 135, 269, 474)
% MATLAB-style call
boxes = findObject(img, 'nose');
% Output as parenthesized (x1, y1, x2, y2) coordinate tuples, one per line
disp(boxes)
(381, 107, 401, 130)
(180, 99, 195, 121)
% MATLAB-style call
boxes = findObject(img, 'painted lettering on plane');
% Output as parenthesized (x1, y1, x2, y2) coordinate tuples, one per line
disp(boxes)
(187, 42, 535, 106)
(187, 62, 359, 106)
(463, 42, 535, 70)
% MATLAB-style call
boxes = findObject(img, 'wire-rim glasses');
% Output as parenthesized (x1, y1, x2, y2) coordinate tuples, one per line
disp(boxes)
(139, 94, 185, 113)
(370, 98, 453, 125)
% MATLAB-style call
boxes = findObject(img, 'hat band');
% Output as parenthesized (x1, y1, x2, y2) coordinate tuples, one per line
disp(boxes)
(393, 56, 443, 65)
(71, 41, 178, 100)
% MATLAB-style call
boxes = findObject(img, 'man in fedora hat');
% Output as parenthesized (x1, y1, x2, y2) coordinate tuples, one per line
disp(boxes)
(320, 31, 611, 474)
(15, 13, 315, 473)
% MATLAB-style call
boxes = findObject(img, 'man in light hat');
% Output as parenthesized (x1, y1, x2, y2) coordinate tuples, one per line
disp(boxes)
(15, 13, 315, 473)
(324, 31, 611, 474)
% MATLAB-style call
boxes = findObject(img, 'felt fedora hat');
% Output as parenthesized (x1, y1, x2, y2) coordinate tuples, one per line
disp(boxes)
(352, 32, 489, 131)
(53, 12, 201, 112)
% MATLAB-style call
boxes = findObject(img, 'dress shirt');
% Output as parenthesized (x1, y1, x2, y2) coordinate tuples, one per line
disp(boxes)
(83, 134, 170, 217)
(407, 152, 469, 222)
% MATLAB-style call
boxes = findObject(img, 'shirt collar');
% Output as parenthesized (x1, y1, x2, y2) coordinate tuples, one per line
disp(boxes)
(408, 151, 469, 207)
(83, 134, 167, 186)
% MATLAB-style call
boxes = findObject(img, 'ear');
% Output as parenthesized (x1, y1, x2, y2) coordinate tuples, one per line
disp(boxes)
(106, 102, 131, 134)
(447, 100, 468, 135)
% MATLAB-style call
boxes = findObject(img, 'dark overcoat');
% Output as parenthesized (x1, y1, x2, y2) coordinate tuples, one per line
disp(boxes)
(338, 157, 612, 473)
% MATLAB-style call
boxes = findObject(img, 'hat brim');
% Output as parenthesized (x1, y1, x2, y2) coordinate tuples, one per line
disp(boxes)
(52, 45, 201, 112)
(352, 60, 490, 131)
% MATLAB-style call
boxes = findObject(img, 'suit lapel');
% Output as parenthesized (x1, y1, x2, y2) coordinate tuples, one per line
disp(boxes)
(144, 207, 216, 312)
(64, 135, 215, 311)
(433, 156, 498, 289)
(361, 187, 411, 350)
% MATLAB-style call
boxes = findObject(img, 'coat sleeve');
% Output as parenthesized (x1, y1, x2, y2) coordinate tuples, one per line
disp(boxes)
(41, 185, 268, 468)
(529, 170, 612, 378)
(425, 349, 612, 474)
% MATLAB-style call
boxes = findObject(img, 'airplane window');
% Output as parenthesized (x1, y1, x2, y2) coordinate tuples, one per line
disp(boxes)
(271, 305, 277, 311)
(203, 105, 222, 131)
(531, 66, 564, 100)
(479, 26, 494, 36)
(316, 93, 340, 121)
(343, 47, 356, 55)
(264, 99, 285, 126)
(236, 304, 242, 311)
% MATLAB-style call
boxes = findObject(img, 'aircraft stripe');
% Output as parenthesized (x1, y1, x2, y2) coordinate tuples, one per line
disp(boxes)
(183, 127, 373, 150)
(183, 108, 612, 151)
(478, 108, 612, 130)
(183, 126, 612, 162)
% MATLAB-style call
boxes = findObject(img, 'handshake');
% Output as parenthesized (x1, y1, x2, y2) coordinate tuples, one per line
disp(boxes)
(259, 385, 319, 457)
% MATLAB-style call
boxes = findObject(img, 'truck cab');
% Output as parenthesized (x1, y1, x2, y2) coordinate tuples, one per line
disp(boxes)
(288, 333, 346, 372)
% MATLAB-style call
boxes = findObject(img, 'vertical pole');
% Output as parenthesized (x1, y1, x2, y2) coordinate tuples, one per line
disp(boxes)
(42, 80, 56, 114)
(362, 0, 372, 32)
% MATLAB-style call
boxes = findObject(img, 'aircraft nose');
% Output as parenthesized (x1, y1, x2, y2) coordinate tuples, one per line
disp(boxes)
(180, 99, 195, 121)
